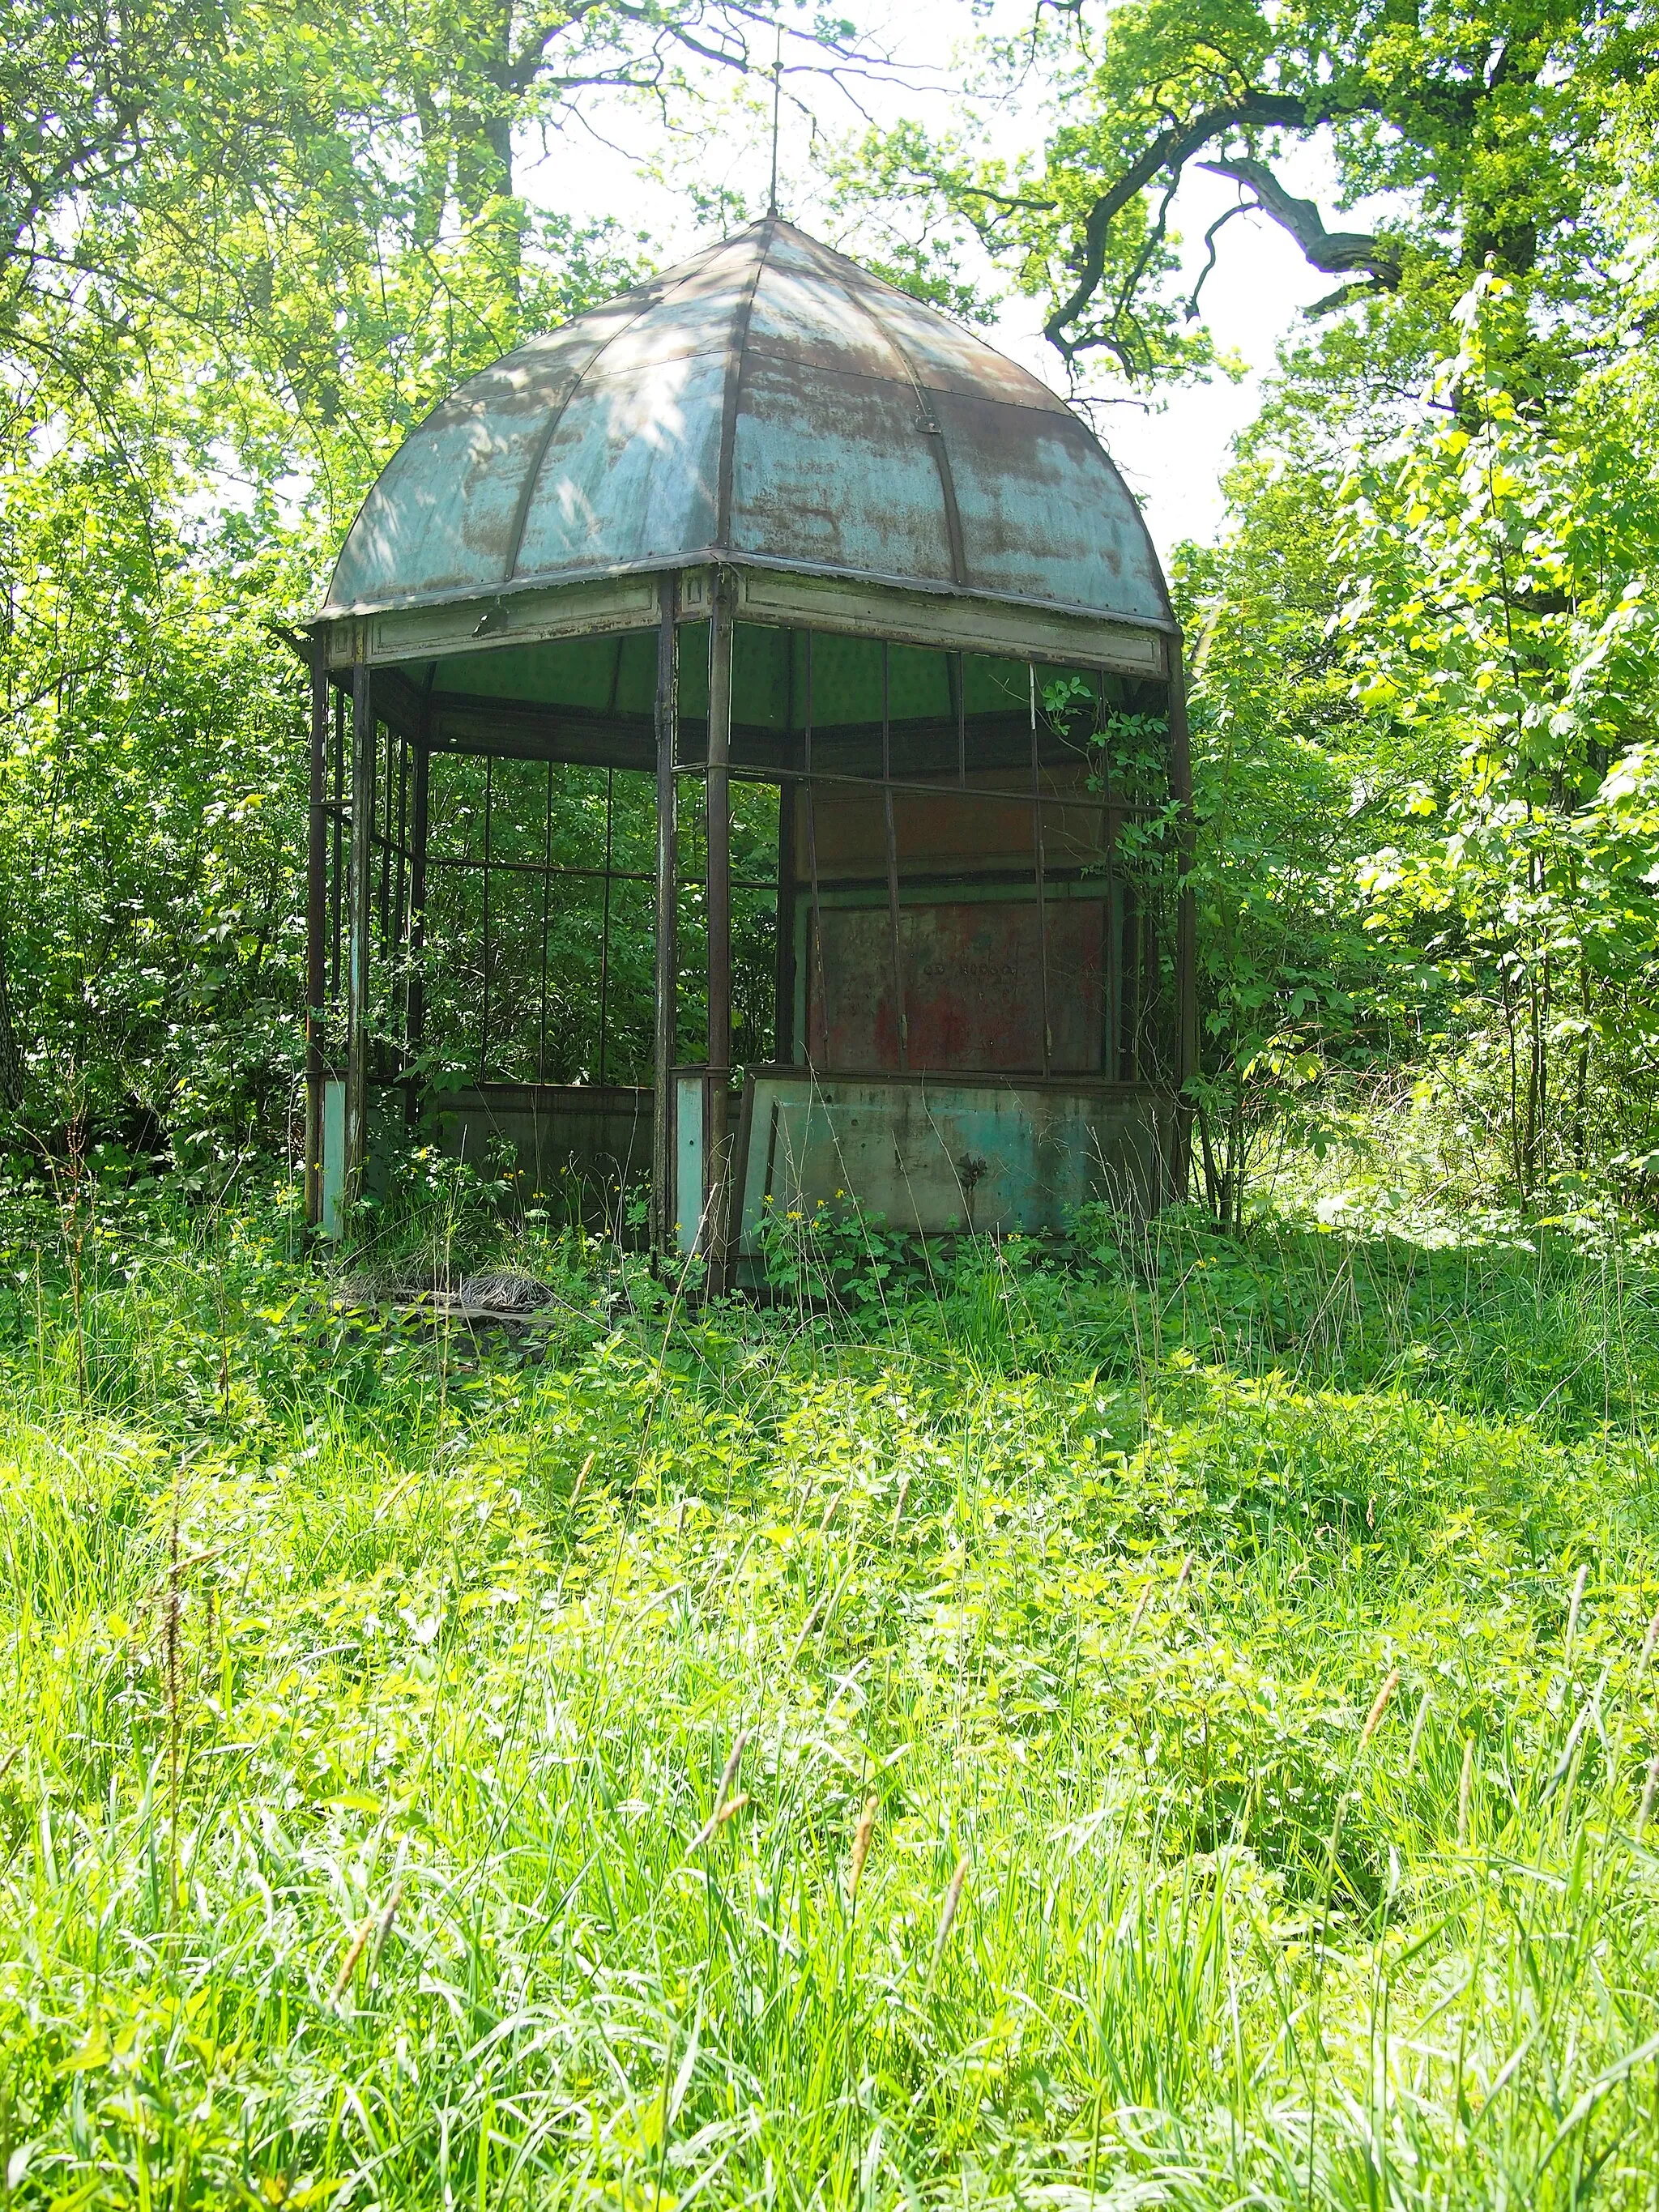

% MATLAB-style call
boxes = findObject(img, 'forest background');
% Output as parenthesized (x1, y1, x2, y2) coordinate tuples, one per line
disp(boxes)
(8, 0, 1659, 1229)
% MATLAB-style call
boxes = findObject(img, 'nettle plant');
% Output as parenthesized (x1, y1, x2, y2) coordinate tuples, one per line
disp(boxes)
(753, 1193, 926, 1316)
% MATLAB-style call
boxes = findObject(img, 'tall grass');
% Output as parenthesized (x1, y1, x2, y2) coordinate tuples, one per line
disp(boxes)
(2, 1179, 1659, 2206)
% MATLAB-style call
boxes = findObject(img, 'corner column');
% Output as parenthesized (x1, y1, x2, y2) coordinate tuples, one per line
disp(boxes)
(704, 571, 736, 1289)
(304, 636, 329, 1227)
(1167, 642, 1199, 1204)
(651, 576, 680, 1256)
(344, 658, 375, 1204)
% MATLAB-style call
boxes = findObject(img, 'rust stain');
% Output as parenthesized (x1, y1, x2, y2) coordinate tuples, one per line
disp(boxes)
(324, 219, 1169, 634)
(817, 900, 1104, 1075)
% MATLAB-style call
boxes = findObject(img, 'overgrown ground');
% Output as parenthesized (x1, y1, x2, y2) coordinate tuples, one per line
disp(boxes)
(5, 1173, 1659, 2208)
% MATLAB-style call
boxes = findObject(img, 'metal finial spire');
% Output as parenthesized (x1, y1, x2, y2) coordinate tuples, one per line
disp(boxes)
(767, 18, 783, 218)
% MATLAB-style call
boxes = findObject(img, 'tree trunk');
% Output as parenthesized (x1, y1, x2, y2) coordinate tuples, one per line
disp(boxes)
(0, 933, 24, 1108)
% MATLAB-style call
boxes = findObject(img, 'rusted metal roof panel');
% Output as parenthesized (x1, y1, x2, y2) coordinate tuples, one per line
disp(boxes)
(934, 390, 1166, 623)
(742, 229, 899, 382)
(514, 348, 726, 578)
(326, 237, 734, 611)
(732, 354, 958, 587)
(322, 217, 1171, 637)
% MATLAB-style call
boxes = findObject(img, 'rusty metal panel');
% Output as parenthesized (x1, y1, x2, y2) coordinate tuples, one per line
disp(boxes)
(734, 1069, 1174, 1242)
(797, 776, 1109, 877)
(324, 237, 738, 615)
(320, 217, 1174, 661)
(933, 387, 1166, 622)
(732, 351, 958, 589)
(514, 348, 727, 579)
(431, 1082, 653, 1218)
(743, 224, 901, 384)
(816, 899, 1104, 1074)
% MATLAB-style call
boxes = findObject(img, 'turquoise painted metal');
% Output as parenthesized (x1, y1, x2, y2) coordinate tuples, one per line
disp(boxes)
(324, 218, 1170, 636)
(733, 1069, 1176, 1248)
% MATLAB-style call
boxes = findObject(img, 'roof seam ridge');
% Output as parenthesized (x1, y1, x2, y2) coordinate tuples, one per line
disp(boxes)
(800, 237, 971, 590)
(501, 235, 744, 586)
(714, 219, 772, 552)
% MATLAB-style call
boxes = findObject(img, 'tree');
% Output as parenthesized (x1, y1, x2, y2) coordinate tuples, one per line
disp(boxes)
(838, 0, 1656, 381)
(1329, 266, 1659, 1200)
(827, 0, 1659, 1215)
(0, 0, 889, 1163)
(1171, 445, 1421, 1225)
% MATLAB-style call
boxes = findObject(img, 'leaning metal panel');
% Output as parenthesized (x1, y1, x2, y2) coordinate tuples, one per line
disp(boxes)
(733, 1068, 1176, 1244)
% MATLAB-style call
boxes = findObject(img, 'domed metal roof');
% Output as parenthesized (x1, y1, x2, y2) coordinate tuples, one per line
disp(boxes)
(323, 217, 1170, 633)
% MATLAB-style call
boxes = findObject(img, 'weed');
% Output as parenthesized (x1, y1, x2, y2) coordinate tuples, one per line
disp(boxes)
(2, 1178, 1659, 2204)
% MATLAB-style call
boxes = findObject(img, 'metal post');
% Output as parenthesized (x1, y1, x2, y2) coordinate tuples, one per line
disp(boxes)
(705, 570, 735, 1285)
(880, 641, 907, 1072)
(774, 706, 796, 1063)
(377, 718, 393, 964)
(1103, 806, 1120, 1080)
(651, 575, 680, 1255)
(394, 731, 409, 978)
(804, 632, 828, 1067)
(344, 660, 375, 1202)
(537, 759, 553, 1087)
(951, 648, 966, 788)
(478, 755, 493, 1080)
(1030, 663, 1052, 1077)
(406, 723, 430, 1097)
(305, 639, 329, 1227)
(598, 767, 614, 1086)
(1126, 880, 1143, 1081)
(1167, 644, 1199, 1200)
(329, 688, 345, 999)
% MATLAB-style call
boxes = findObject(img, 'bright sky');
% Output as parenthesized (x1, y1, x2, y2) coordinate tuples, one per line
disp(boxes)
(515, 0, 1355, 561)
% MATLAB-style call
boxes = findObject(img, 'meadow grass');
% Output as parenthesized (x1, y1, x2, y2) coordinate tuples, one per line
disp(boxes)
(3, 1183, 1659, 2206)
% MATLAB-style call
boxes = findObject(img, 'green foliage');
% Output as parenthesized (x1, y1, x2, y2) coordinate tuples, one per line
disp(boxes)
(833, 0, 1656, 381)
(754, 1193, 922, 1315)
(1168, 455, 1386, 1224)
(1128, 45, 1659, 1218)
(0, 10, 651, 1161)
(1324, 266, 1659, 1200)
(1, 0, 889, 1169)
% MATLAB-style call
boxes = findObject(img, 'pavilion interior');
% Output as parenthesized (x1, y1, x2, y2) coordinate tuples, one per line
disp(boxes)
(316, 617, 1180, 1221)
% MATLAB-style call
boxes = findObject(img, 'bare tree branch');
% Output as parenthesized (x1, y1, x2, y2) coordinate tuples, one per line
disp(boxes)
(1041, 90, 1321, 362)
(1198, 156, 1399, 288)
(1184, 198, 1252, 319)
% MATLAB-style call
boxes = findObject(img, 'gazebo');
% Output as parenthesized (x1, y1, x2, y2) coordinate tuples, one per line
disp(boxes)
(302, 217, 1196, 1280)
